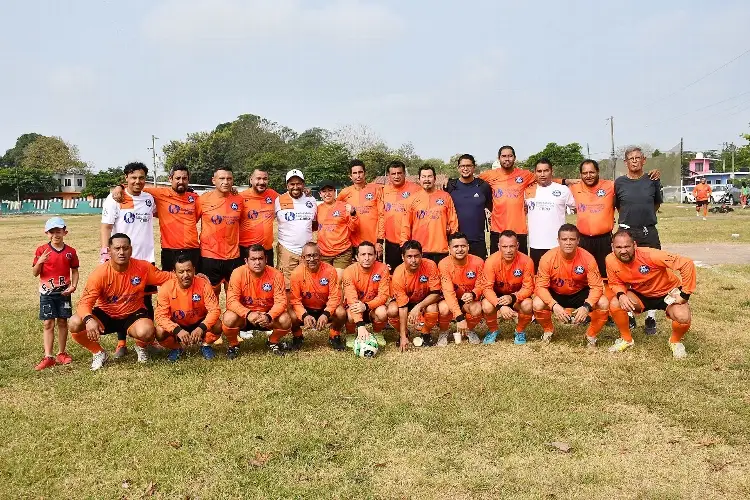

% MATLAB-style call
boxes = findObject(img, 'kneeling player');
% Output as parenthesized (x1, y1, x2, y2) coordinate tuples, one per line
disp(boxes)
(533, 224, 609, 346)
(480, 230, 535, 345)
(342, 241, 391, 341)
(606, 230, 696, 358)
(154, 255, 222, 362)
(222, 244, 291, 357)
(387, 240, 442, 351)
(289, 242, 348, 351)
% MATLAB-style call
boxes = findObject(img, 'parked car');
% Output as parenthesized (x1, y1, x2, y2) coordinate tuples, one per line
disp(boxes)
(680, 186, 695, 203)
(710, 185, 741, 205)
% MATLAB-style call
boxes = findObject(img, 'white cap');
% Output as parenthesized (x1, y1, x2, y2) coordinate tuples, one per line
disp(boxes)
(286, 169, 304, 182)
(44, 217, 66, 232)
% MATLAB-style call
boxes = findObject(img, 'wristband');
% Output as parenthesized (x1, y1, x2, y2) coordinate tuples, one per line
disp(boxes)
(172, 326, 183, 336)
(301, 313, 310, 321)
(549, 302, 558, 310)
(362, 303, 370, 317)
(679, 291, 690, 301)
(508, 294, 517, 307)
(322, 311, 331, 320)
(198, 323, 208, 334)
(83, 314, 95, 325)
(469, 292, 476, 301)
(495, 303, 504, 311)
(616, 292, 625, 299)
(455, 314, 466, 323)
(264, 313, 273, 324)
(582, 302, 593, 312)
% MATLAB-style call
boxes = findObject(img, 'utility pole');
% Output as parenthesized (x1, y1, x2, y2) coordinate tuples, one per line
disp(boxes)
(679, 137, 684, 199)
(731, 142, 736, 172)
(606, 116, 616, 179)
(148, 135, 159, 186)
(721, 142, 727, 171)
(586, 143, 591, 159)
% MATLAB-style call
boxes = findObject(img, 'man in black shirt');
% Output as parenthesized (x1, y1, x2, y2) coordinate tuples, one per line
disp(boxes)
(445, 154, 493, 259)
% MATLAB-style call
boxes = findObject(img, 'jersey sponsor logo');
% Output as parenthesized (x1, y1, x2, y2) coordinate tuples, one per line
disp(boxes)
(574, 265, 585, 275)
(527, 201, 535, 210)
(552, 190, 562, 197)
(473, 193, 480, 198)
(247, 210, 259, 219)
(578, 203, 587, 212)
(419, 274, 428, 283)
(385, 202, 392, 211)
(192, 293, 201, 302)
(102, 207, 109, 217)
(466, 271, 476, 279)
(402, 192, 410, 199)
(333, 210, 340, 217)
(639, 265, 650, 274)
(319, 277, 329, 286)
(305, 201, 315, 209)
(284, 212, 296, 221)
(365, 193, 374, 200)
(262, 282, 272, 292)
(416, 210, 426, 219)
(494, 188, 504, 198)
(515, 176, 524, 184)
(131, 276, 142, 285)
(66, 252, 73, 260)
(145, 199, 152, 207)
(110, 295, 119, 303)
(513, 269, 523, 277)
(265, 197, 273, 204)
(436, 198, 445, 205)
(187, 195, 195, 203)
(168, 204, 181, 214)
(173, 310, 186, 320)
(554, 278, 565, 287)
(124, 212, 136, 224)
(230, 202, 239, 211)
(372, 274, 382, 282)
(596, 189, 606, 197)
(242, 296, 254, 305)
(211, 214, 223, 224)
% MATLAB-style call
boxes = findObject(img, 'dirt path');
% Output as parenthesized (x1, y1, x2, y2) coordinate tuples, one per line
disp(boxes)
(664, 243, 750, 267)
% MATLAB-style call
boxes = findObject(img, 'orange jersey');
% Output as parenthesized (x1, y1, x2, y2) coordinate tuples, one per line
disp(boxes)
(401, 189, 459, 253)
(606, 247, 696, 297)
(341, 261, 391, 310)
(382, 181, 422, 243)
(145, 186, 200, 249)
(692, 184, 712, 201)
(438, 255, 485, 317)
(570, 179, 616, 236)
(239, 188, 279, 249)
(479, 168, 536, 233)
(77, 259, 172, 319)
(317, 201, 358, 256)
(390, 258, 441, 307)
(337, 183, 384, 245)
(289, 261, 342, 318)
(154, 276, 220, 332)
(535, 247, 603, 308)
(226, 265, 287, 320)
(481, 251, 535, 307)
(198, 190, 245, 259)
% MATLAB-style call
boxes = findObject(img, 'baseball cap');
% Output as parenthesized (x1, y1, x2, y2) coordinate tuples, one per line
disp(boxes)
(286, 169, 305, 182)
(318, 179, 336, 190)
(44, 217, 66, 232)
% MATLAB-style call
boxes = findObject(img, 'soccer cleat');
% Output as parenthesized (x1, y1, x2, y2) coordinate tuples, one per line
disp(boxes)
(290, 336, 304, 351)
(586, 335, 597, 350)
(467, 331, 481, 344)
(267, 342, 284, 356)
(167, 348, 183, 363)
(328, 335, 347, 351)
(514, 332, 527, 345)
(35, 356, 56, 371)
(134, 345, 149, 363)
(696, 212, 700, 217)
(608, 338, 634, 353)
(702, 217, 707, 221)
(114, 344, 128, 358)
(541, 331, 553, 343)
(200, 345, 215, 360)
(453, 332, 462, 344)
(628, 315, 637, 331)
(90, 351, 108, 371)
(239, 330, 254, 340)
(421, 334, 435, 347)
(55, 352, 72, 365)
(226, 346, 240, 360)
(483, 330, 499, 344)
(669, 342, 687, 359)
(644, 317, 657, 335)
(437, 333, 449, 347)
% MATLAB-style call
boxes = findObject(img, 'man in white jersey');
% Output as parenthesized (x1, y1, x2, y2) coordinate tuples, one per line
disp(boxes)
(275, 169, 318, 289)
(524, 159, 575, 271)
(100, 162, 157, 358)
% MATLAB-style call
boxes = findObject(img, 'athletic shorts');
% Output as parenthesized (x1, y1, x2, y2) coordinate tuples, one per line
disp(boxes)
(491, 232, 528, 255)
(549, 287, 591, 310)
(39, 294, 73, 320)
(579, 232, 612, 277)
(632, 291, 669, 312)
(200, 256, 244, 286)
(90, 307, 149, 335)
(623, 225, 661, 250)
(161, 248, 201, 272)
(321, 250, 353, 270)
(240, 246, 274, 267)
(696, 200, 709, 207)
(384, 240, 402, 273)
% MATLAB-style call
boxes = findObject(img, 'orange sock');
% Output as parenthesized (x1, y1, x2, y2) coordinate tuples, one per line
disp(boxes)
(535, 309, 554, 332)
(373, 320, 386, 333)
(135, 339, 148, 348)
(204, 331, 220, 345)
(586, 309, 609, 338)
(670, 320, 690, 343)
(485, 312, 499, 332)
(329, 327, 341, 339)
(610, 309, 633, 342)
(292, 328, 303, 338)
(72, 331, 103, 354)
(438, 314, 452, 332)
(222, 324, 240, 347)
(116, 339, 126, 348)
(388, 317, 400, 330)
(516, 312, 532, 332)
(159, 335, 180, 350)
(423, 311, 438, 333)
(466, 314, 480, 330)
(269, 329, 287, 343)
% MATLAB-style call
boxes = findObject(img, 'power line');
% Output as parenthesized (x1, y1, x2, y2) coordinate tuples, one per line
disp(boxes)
(645, 90, 750, 127)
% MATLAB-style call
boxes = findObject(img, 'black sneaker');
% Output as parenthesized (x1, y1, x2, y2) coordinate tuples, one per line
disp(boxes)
(267, 342, 285, 356)
(644, 316, 657, 335)
(628, 315, 637, 330)
(421, 334, 435, 347)
(226, 346, 240, 360)
(328, 335, 346, 351)
(290, 336, 304, 351)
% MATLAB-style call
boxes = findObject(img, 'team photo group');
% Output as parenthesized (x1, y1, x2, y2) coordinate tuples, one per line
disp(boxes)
(32, 145, 697, 371)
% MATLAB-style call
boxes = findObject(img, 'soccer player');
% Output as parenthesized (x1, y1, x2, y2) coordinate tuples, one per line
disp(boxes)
(337, 159, 385, 259)
(240, 169, 279, 265)
(525, 159, 576, 271)
(480, 230, 535, 345)
(382, 161, 422, 272)
(342, 241, 391, 341)
(32, 217, 79, 370)
(437, 232, 485, 346)
(317, 180, 358, 276)
(606, 230, 696, 358)
(69, 233, 173, 370)
(401, 165, 459, 264)
(445, 154, 493, 259)
(154, 255, 222, 362)
(288, 242, 348, 351)
(222, 244, 291, 357)
(386, 240, 442, 351)
(532, 224, 609, 346)
(276, 169, 318, 289)
(692, 178, 712, 220)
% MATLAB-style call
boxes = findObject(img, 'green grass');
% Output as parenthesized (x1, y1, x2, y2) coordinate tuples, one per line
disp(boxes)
(1, 205, 750, 498)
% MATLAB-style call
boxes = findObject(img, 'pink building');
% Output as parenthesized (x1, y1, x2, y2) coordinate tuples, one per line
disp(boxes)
(689, 153, 715, 176)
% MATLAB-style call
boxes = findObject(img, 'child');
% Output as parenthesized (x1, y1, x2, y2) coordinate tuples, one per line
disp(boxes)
(32, 217, 79, 370)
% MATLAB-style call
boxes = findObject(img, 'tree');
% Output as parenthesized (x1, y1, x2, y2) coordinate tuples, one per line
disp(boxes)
(653, 149, 662, 157)
(1, 133, 43, 168)
(80, 168, 124, 198)
(523, 142, 585, 179)
(20, 136, 89, 174)
(0, 167, 58, 199)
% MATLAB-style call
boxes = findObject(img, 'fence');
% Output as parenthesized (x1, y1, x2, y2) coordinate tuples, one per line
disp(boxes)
(1, 198, 106, 215)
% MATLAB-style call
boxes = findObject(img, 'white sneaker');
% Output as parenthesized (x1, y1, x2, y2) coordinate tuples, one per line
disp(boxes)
(134, 345, 149, 363)
(453, 332, 462, 344)
(90, 350, 108, 371)
(586, 335, 597, 350)
(541, 331, 553, 342)
(239, 330, 254, 340)
(608, 338, 634, 353)
(702, 217, 707, 221)
(696, 212, 700, 217)
(669, 342, 687, 359)
(467, 331, 481, 344)
(437, 333, 449, 347)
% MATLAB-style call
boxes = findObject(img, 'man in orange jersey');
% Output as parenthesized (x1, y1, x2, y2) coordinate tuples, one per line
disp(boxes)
(386, 240, 442, 351)
(154, 255, 222, 362)
(533, 224, 609, 347)
(198, 168, 246, 297)
(337, 159, 385, 260)
(606, 230, 696, 358)
(317, 180, 358, 276)
(240, 169, 279, 265)
(480, 230, 535, 345)
(401, 165, 459, 264)
(692, 177, 712, 221)
(342, 241, 391, 341)
(382, 161, 422, 272)
(69, 234, 173, 370)
(437, 232, 486, 346)
(222, 244, 291, 357)
(289, 242, 348, 351)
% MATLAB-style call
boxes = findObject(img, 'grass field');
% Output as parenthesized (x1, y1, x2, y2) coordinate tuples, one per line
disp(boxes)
(1, 205, 750, 499)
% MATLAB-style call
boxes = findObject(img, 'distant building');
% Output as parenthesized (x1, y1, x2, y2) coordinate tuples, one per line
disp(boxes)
(685, 153, 749, 185)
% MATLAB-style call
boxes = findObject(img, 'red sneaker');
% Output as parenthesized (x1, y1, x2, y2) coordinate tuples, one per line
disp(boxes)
(56, 352, 73, 365)
(34, 356, 56, 371)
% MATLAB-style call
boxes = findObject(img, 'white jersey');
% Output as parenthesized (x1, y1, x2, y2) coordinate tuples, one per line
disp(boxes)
(525, 182, 575, 250)
(102, 190, 157, 262)
(275, 192, 317, 255)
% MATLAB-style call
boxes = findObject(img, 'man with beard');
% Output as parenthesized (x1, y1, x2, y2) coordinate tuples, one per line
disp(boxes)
(445, 154, 493, 259)
(382, 161, 422, 272)
(240, 169, 279, 266)
(337, 159, 385, 260)
(276, 169, 318, 289)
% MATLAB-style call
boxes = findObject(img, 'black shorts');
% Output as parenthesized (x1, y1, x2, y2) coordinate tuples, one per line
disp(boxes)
(529, 248, 549, 273)
(696, 200, 709, 207)
(161, 248, 201, 272)
(490, 232, 528, 255)
(469, 240, 488, 260)
(632, 291, 669, 311)
(623, 225, 661, 250)
(549, 287, 590, 309)
(240, 246, 274, 267)
(91, 307, 149, 335)
(579, 232, 612, 277)
(200, 256, 244, 286)
(39, 294, 73, 320)
(385, 240, 402, 273)
(423, 252, 448, 265)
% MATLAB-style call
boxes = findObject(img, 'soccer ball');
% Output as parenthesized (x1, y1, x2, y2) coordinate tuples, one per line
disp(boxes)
(353, 336, 379, 358)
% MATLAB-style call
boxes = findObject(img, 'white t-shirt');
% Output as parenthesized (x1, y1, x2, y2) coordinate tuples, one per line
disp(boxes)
(525, 182, 575, 250)
(102, 190, 157, 262)
(275, 192, 317, 255)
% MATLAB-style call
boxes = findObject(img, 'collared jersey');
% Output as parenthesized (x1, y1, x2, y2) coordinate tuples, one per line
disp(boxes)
(198, 190, 245, 260)
(275, 192, 317, 255)
(144, 186, 200, 250)
(438, 255, 485, 317)
(154, 276, 220, 332)
(401, 189, 459, 254)
(390, 258, 441, 308)
(102, 190, 157, 262)
(524, 182, 575, 250)
(226, 265, 287, 320)
(289, 261, 342, 318)
(341, 261, 391, 309)
(479, 168, 536, 234)
(317, 201, 358, 256)
(382, 181, 422, 243)
(606, 247, 696, 297)
(33, 243, 80, 295)
(481, 251, 535, 307)
(535, 247, 603, 308)
(240, 188, 279, 249)
(337, 183, 384, 245)
(692, 184, 712, 202)
(570, 179, 616, 237)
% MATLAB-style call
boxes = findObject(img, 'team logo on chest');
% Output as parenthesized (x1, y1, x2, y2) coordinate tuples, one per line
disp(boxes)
(265, 197, 273, 204)
(262, 283, 272, 292)
(515, 176, 524, 184)
(436, 198, 445, 206)
(552, 190, 561, 197)
(639, 265, 650, 274)
(131, 276, 142, 285)
(596, 189, 606, 197)
(187, 195, 195, 203)
(192, 293, 201, 302)
(124, 212, 136, 224)
(466, 271, 476, 279)
(365, 193, 374, 200)
(333, 210, 340, 217)
(513, 269, 522, 277)
(230, 202, 239, 211)
(305, 201, 315, 209)
(419, 275, 428, 283)
(372, 274, 382, 282)
(145, 199, 152, 207)
(402, 192, 410, 199)
(320, 277, 329, 286)
(574, 265, 585, 275)
(527, 201, 535, 210)
(66, 252, 73, 260)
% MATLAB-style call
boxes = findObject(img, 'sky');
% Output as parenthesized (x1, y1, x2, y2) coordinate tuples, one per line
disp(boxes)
(1, 0, 749, 171)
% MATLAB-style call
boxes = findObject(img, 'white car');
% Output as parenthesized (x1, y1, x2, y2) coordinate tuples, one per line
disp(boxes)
(710, 185, 741, 204)
(680, 186, 695, 203)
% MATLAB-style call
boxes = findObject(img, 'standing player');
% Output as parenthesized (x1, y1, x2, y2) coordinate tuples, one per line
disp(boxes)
(386, 240, 442, 351)
(288, 242, 348, 351)
(240, 169, 279, 265)
(342, 241, 391, 341)
(532, 224, 609, 346)
(692, 178, 712, 221)
(32, 217, 79, 370)
(445, 154, 493, 259)
(524, 159, 576, 271)
(480, 230, 535, 345)
(276, 169, 318, 289)
(317, 180, 358, 276)
(437, 232, 486, 346)
(401, 165, 459, 264)
(382, 161, 422, 272)
(606, 231, 696, 358)
(222, 245, 291, 357)
(337, 160, 385, 259)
